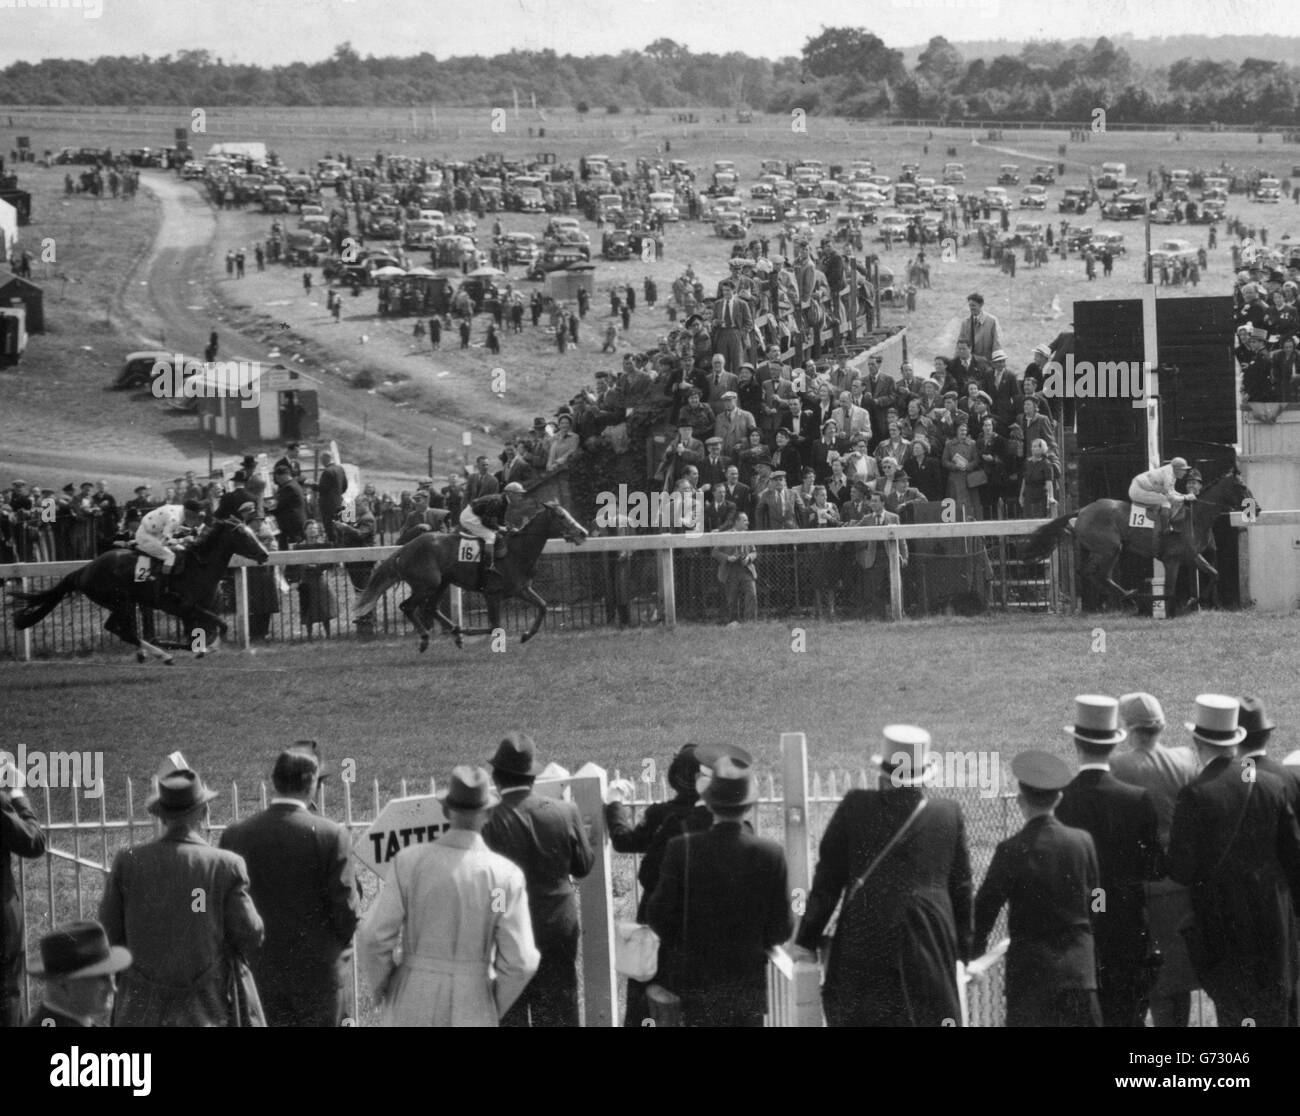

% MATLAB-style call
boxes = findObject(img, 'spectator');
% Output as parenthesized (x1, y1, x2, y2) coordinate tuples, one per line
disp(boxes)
(941, 420, 979, 521)
(851, 490, 907, 619)
(220, 744, 359, 1026)
(288, 521, 339, 639)
(24, 920, 132, 1029)
(975, 417, 1007, 519)
(99, 768, 264, 1026)
(466, 456, 500, 502)
(247, 520, 285, 642)
(874, 457, 922, 516)
(905, 437, 944, 502)
(1020, 438, 1057, 519)
(317, 452, 348, 543)
(484, 734, 594, 1028)
(545, 414, 580, 472)
(2, 765, 47, 1027)
(646, 757, 792, 1027)
(358, 766, 539, 1027)
(711, 512, 758, 623)
(271, 464, 307, 545)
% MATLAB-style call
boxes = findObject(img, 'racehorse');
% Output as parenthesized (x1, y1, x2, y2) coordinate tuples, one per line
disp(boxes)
(9, 518, 269, 663)
(352, 501, 588, 650)
(1021, 468, 1257, 615)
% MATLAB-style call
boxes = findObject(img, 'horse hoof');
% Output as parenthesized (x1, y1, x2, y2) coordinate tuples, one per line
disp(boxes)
(194, 651, 206, 659)
(418, 638, 429, 653)
(136, 652, 146, 664)
(163, 656, 175, 666)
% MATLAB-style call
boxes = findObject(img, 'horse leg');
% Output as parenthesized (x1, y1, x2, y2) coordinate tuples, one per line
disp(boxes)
(106, 602, 173, 664)
(517, 585, 548, 644)
(399, 594, 433, 652)
(185, 608, 225, 656)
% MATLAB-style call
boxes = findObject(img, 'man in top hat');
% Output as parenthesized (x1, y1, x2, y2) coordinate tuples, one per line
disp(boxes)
(25, 920, 131, 1027)
(1128, 457, 1195, 545)
(2, 759, 46, 1027)
(1111, 692, 1200, 1027)
(483, 733, 594, 1027)
(1168, 695, 1300, 1027)
(99, 768, 264, 1027)
(647, 756, 791, 1027)
(219, 744, 360, 1027)
(359, 766, 539, 1027)
(793, 726, 972, 1026)
(974, 751, 1103, 1027)
(1055, 696, 1163, 1028)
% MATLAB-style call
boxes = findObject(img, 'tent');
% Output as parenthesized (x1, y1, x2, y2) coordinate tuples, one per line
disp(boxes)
(0, 274, 43, 332)
(207, 142, 269, 164)
(0, 198, 15, 263)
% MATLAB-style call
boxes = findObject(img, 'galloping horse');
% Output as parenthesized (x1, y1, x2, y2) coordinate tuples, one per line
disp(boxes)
(1022, 469, 1257, 615)
(352, 501, 589, 650)
(9, 518, 269, 663)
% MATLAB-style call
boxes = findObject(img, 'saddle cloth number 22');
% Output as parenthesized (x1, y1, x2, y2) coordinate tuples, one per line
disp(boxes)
(134, 556, 153, 582)
(458, 539, 479, 563)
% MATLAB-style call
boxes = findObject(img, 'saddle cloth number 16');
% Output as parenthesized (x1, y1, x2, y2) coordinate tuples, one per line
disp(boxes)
(458, 539, 479, 563)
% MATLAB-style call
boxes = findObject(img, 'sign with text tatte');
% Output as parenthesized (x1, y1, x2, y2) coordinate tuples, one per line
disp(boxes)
(355, 795, 450, 878)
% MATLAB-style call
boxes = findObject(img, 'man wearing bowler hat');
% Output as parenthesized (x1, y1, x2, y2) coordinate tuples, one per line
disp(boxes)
(647, 757, 791, 1027)
(974, 751, 1103, 1027)
(793, 725, 973, 1026)
(1055, 696, 1163, 1028)
(99, 767, 264, 1027)
(220, 744, 360, 1027)
(1168, 695, 1300, 1027)
(483, 733, 594, 1027)
(1238, 696, 1300, 806)
(25, 921, 131, 1027)
(359, 766, 538, 1027)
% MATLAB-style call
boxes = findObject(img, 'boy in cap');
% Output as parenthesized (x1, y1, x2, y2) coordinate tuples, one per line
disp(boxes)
(973, 751, 1102, 1027)
(1055, 696, 1163, 1027)
(1168, 695, 1300, 1027)
(25, 920, 131, 1027)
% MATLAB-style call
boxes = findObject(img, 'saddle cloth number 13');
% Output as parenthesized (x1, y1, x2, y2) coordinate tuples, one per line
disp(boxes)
(1129, 507, 1154, 529)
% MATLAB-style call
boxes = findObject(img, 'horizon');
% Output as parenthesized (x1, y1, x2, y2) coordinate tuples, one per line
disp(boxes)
(3, 0, 1300, 69)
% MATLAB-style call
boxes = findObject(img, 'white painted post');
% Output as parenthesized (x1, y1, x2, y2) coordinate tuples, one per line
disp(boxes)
(656, 547, 677, 628)
(449, 585, 463, 630)
(18, 575, 32, 661)
(1139, 288, 1164, 618)
(781, 733, 812, 900)
(233, 565, 251, 648)
(886, 536, 904, 620)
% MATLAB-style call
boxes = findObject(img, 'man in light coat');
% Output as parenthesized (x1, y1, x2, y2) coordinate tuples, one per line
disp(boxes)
(358, 766, 539, 1027)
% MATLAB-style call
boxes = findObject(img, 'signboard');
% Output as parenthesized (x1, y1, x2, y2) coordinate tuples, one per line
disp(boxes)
(355, 795, 449, 879)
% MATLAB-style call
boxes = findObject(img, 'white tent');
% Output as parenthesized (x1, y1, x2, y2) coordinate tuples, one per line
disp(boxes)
(207, 142, 269, 164)
(0, 198, 16, 264)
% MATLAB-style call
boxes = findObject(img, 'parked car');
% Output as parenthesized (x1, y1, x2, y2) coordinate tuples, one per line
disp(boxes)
(114, 351, 197, 391)
(877, 213, 912, 241)
(996, 164, 1020, 186)
(982, 186, 1010, 209)
(1149, 238, 1197, 268)
(1031, 165, 1057, 185)
(1094, 232, 1126, 255)
(1064, 224, 1095, 251)
(1256, 178, 1282, 203)
(1019, 185, 1049, 209)
(1058, 187, 1091, 214)
(1096, 162, 1127, 190)
(942, 162, 966, 184)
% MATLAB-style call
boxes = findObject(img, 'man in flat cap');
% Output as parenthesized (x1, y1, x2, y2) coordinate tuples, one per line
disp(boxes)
(484, 733, 594, 1027)
(974, 751, 1102, 1026)
(220, 743, 359, 1026)
(99, 767, 264, 1026)
(1111, 692, 1199, 1027)
(1055, 696, 1163, 1027)
(1169, 695, 1300, 1026)
(713, 389, 756, 457)
(25, 920, 131, 1027)
(359, 766, 539, 1027)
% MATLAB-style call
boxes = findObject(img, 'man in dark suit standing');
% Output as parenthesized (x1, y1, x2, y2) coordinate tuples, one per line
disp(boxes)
(974, 751, 1102, 1027)
(792, 725, 972, 1026)
(2, 769, 47, 1027)
(220, 745, 360, 1027)
(712, 279, 753, 380)
(698, 436, 730, 490)
(647, 757, 792, 1027)
(1056, 695, 1163, 1027)
(270, 464, 307, 545)
(465, 456, 500, 502)
(1238, 696, 1300, 805)
(317, 451, 348, 542)
(852, 491, 907, 620)
(273, 442, 303, 481)
(484, 733, 595, 1027)
(1168, 695, 1300, 1028)
(723, 465, 753, 522)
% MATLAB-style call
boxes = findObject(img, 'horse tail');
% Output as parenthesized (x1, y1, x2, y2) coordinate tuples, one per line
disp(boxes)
(352, 552, 402, 618)
(9, 571, 79, 630)
(1021, 513, 1075, 560)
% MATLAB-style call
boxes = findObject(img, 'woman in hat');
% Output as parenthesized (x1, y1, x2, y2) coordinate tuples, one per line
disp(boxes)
(904, 436, 943, 502)
(941, 419, 979, 520)
(873, 456, 922, 516)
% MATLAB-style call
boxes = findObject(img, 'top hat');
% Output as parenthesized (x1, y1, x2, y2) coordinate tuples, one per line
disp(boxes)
(1064, 695, 1127, 747)
(872, 725, 938, 788)
(439, 765, 501, 811)
(1011, 751, 1073, 792)
(1184, 694, 1247, 747)
(701, 757, 758, 809)
(1118, 692, 1166, 731)
(488, 732, 544, 776)
(28, 921, 132, 979)
(1236, 695, 1275, 740)
(146, 769, 218, 817)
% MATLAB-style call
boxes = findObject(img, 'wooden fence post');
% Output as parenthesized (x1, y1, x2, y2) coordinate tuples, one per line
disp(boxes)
(886, 536, 904, 620)
(233, 565, 250, 649)
(656, 548, 676, 629)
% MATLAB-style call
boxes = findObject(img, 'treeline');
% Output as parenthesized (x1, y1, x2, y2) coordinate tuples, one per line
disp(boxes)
(0, 33, 1297, 125)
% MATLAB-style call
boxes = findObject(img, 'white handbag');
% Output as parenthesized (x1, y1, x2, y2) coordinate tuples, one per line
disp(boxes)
(614, 921, 660, 982)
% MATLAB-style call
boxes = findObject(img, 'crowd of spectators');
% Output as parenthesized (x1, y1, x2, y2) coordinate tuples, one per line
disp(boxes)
(1233, 250, 1300, 405)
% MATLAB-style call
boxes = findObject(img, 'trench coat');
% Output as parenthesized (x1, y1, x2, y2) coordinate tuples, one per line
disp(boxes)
(357, 829, 539, 1027)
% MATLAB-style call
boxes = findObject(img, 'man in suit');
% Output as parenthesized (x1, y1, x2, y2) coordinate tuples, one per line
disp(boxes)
(274, 442, 303, 481)
(756, 471, 799, 531)
(1238, 695, 1300, 804)
(722, 465, 753, 522)
(974, 751, 1103, 1027)
(657, 422, 706, 491)
(270, 464, 307, 545)
(99, 768, 264, 1027)
(465, 456, 500, 502)
(24, 920, 131, 1028)
(647, 757, 792, 1027)
(704, 353, 738, 414)
(713, 392, 756, 457)
(484, 733, 594, 1027)
(704, 483, 737, 532)
(833, 389, 872, 442)
(986, 350, 1020, 428)
(1055, 695, 1163, 1028)
(712, 279, 754, 378)
(2, 767, 46, 1026)
(317, 451, 348, 542)
(685, 314, 713, 380)
(944, 339, 992, 399)
(1169, 695, 1300, 1027)
(220, 746, 360, 1027)
(397, 490, 450, 544)
(958, 292, 1003, 362)
(853, 490, 907, 619)
(699, 436, 731, 490)
(792, 725, 972, 1026)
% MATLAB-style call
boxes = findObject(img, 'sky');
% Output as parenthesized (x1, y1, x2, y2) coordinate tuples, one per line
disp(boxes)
(1, 0, 1298, 69)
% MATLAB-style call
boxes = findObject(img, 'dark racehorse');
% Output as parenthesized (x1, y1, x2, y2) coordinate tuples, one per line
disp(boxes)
(1022, 469, 1257, 615)
(353, 501, 588, 650)
(9, 518, 269, 663)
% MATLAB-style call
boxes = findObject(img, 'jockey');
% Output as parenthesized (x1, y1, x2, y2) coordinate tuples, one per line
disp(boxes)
(1128, 457, 1194, 541)
(134, 499, 206, 579)
(458, 482, 525, 578)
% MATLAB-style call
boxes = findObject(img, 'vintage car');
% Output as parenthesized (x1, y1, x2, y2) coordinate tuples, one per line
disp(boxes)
(982, 186, 1011, 210)
(877, 213, 912, 241)
(1256, 178, 1282, 203)
(1010, 220, 1045, 245)
(1093, 232, 1126, 256)
(1096, 162, 1127, 190)
(1149, 238, 1197, 268)
(1031, 165, 1057, 185)
(648, 191, 680, 221)
(1058, 187, 1091, 214)
(1064, 224, 1095, 252)
(747, 200, 780, 223)
(899, 163, 920, 184)
(500, 232, 540, 264)
(1019, 185, 1049, 209)
(996, 164, 1021, 186)
(114, 351, 198, 391)
(942, 162, 966, 184)
(526, 244, 590, 280)
(793, 197, 829, 223)
(261, 184, 290, 213)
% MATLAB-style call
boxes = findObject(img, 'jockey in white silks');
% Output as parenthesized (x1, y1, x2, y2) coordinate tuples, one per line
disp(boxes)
(1128, 457, 1194, 539)
(134, 500, 206, 576)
